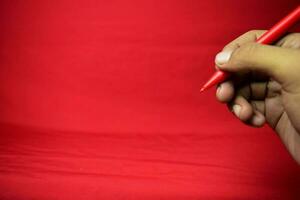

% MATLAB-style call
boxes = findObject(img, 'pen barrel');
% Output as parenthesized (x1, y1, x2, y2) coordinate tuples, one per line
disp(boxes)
(256, 5, 300, 44)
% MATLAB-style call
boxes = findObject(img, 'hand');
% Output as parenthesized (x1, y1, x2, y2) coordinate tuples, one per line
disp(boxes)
(215, 30, 300, 164)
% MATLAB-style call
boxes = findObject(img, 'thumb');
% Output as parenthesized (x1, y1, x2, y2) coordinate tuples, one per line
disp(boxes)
(215, 43, 298, 84)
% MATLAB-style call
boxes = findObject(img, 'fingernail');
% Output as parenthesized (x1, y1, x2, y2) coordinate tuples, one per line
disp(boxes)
(215, 51, 232, 65)
(232, 105, 241, 117)
(252, 115, 265, 126)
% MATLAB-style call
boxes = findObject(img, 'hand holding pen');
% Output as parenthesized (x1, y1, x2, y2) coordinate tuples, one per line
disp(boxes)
(204, 7, 300, 164)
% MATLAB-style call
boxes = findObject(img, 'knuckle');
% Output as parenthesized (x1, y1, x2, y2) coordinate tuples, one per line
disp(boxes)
(246, 30, 257, 35)
(244, 30, 266, 40)
(230, 43, 257, 66)
(239, 30, 256, 40)
(245, 30, 262, 36)
(281, 33, 300, 49)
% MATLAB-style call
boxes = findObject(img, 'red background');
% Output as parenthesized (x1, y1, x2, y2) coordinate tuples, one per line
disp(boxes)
(0, 0, 300, 199)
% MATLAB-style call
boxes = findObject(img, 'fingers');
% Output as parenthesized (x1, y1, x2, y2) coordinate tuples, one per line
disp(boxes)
(216, 81, 234, 102)
(230, 96, 253, 122)
(276, 33, 300, 49)
(222, 30, 266, 52)
(216, 81, 268, 103)
(215, 30, 265, 66)
(228, 96, 266, 127)
(216, 80, 267, 127)
(249, 110, 266, 127)
(216, 43, 300, 84)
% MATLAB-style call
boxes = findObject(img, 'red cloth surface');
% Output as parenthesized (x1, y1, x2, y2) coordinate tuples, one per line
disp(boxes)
(0, 1, 300, 199)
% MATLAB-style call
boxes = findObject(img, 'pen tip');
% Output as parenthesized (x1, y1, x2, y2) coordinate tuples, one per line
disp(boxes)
(199, 87, 205, 93)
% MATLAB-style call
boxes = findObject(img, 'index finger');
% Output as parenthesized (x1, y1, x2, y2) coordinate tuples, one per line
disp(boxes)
(222, 30, 266, 52)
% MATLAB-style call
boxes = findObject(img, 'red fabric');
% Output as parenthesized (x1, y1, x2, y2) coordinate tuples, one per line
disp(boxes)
(1, 1, 300, 199)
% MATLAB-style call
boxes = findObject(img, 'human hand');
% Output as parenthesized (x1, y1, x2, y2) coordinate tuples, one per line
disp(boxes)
(215, 30, 300, 164)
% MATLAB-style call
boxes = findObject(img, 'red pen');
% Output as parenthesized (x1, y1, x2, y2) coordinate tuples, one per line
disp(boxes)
(200, 5, 300, 93)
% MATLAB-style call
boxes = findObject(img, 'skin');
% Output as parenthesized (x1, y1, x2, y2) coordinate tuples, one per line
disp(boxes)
(215, 30, 300, 164)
